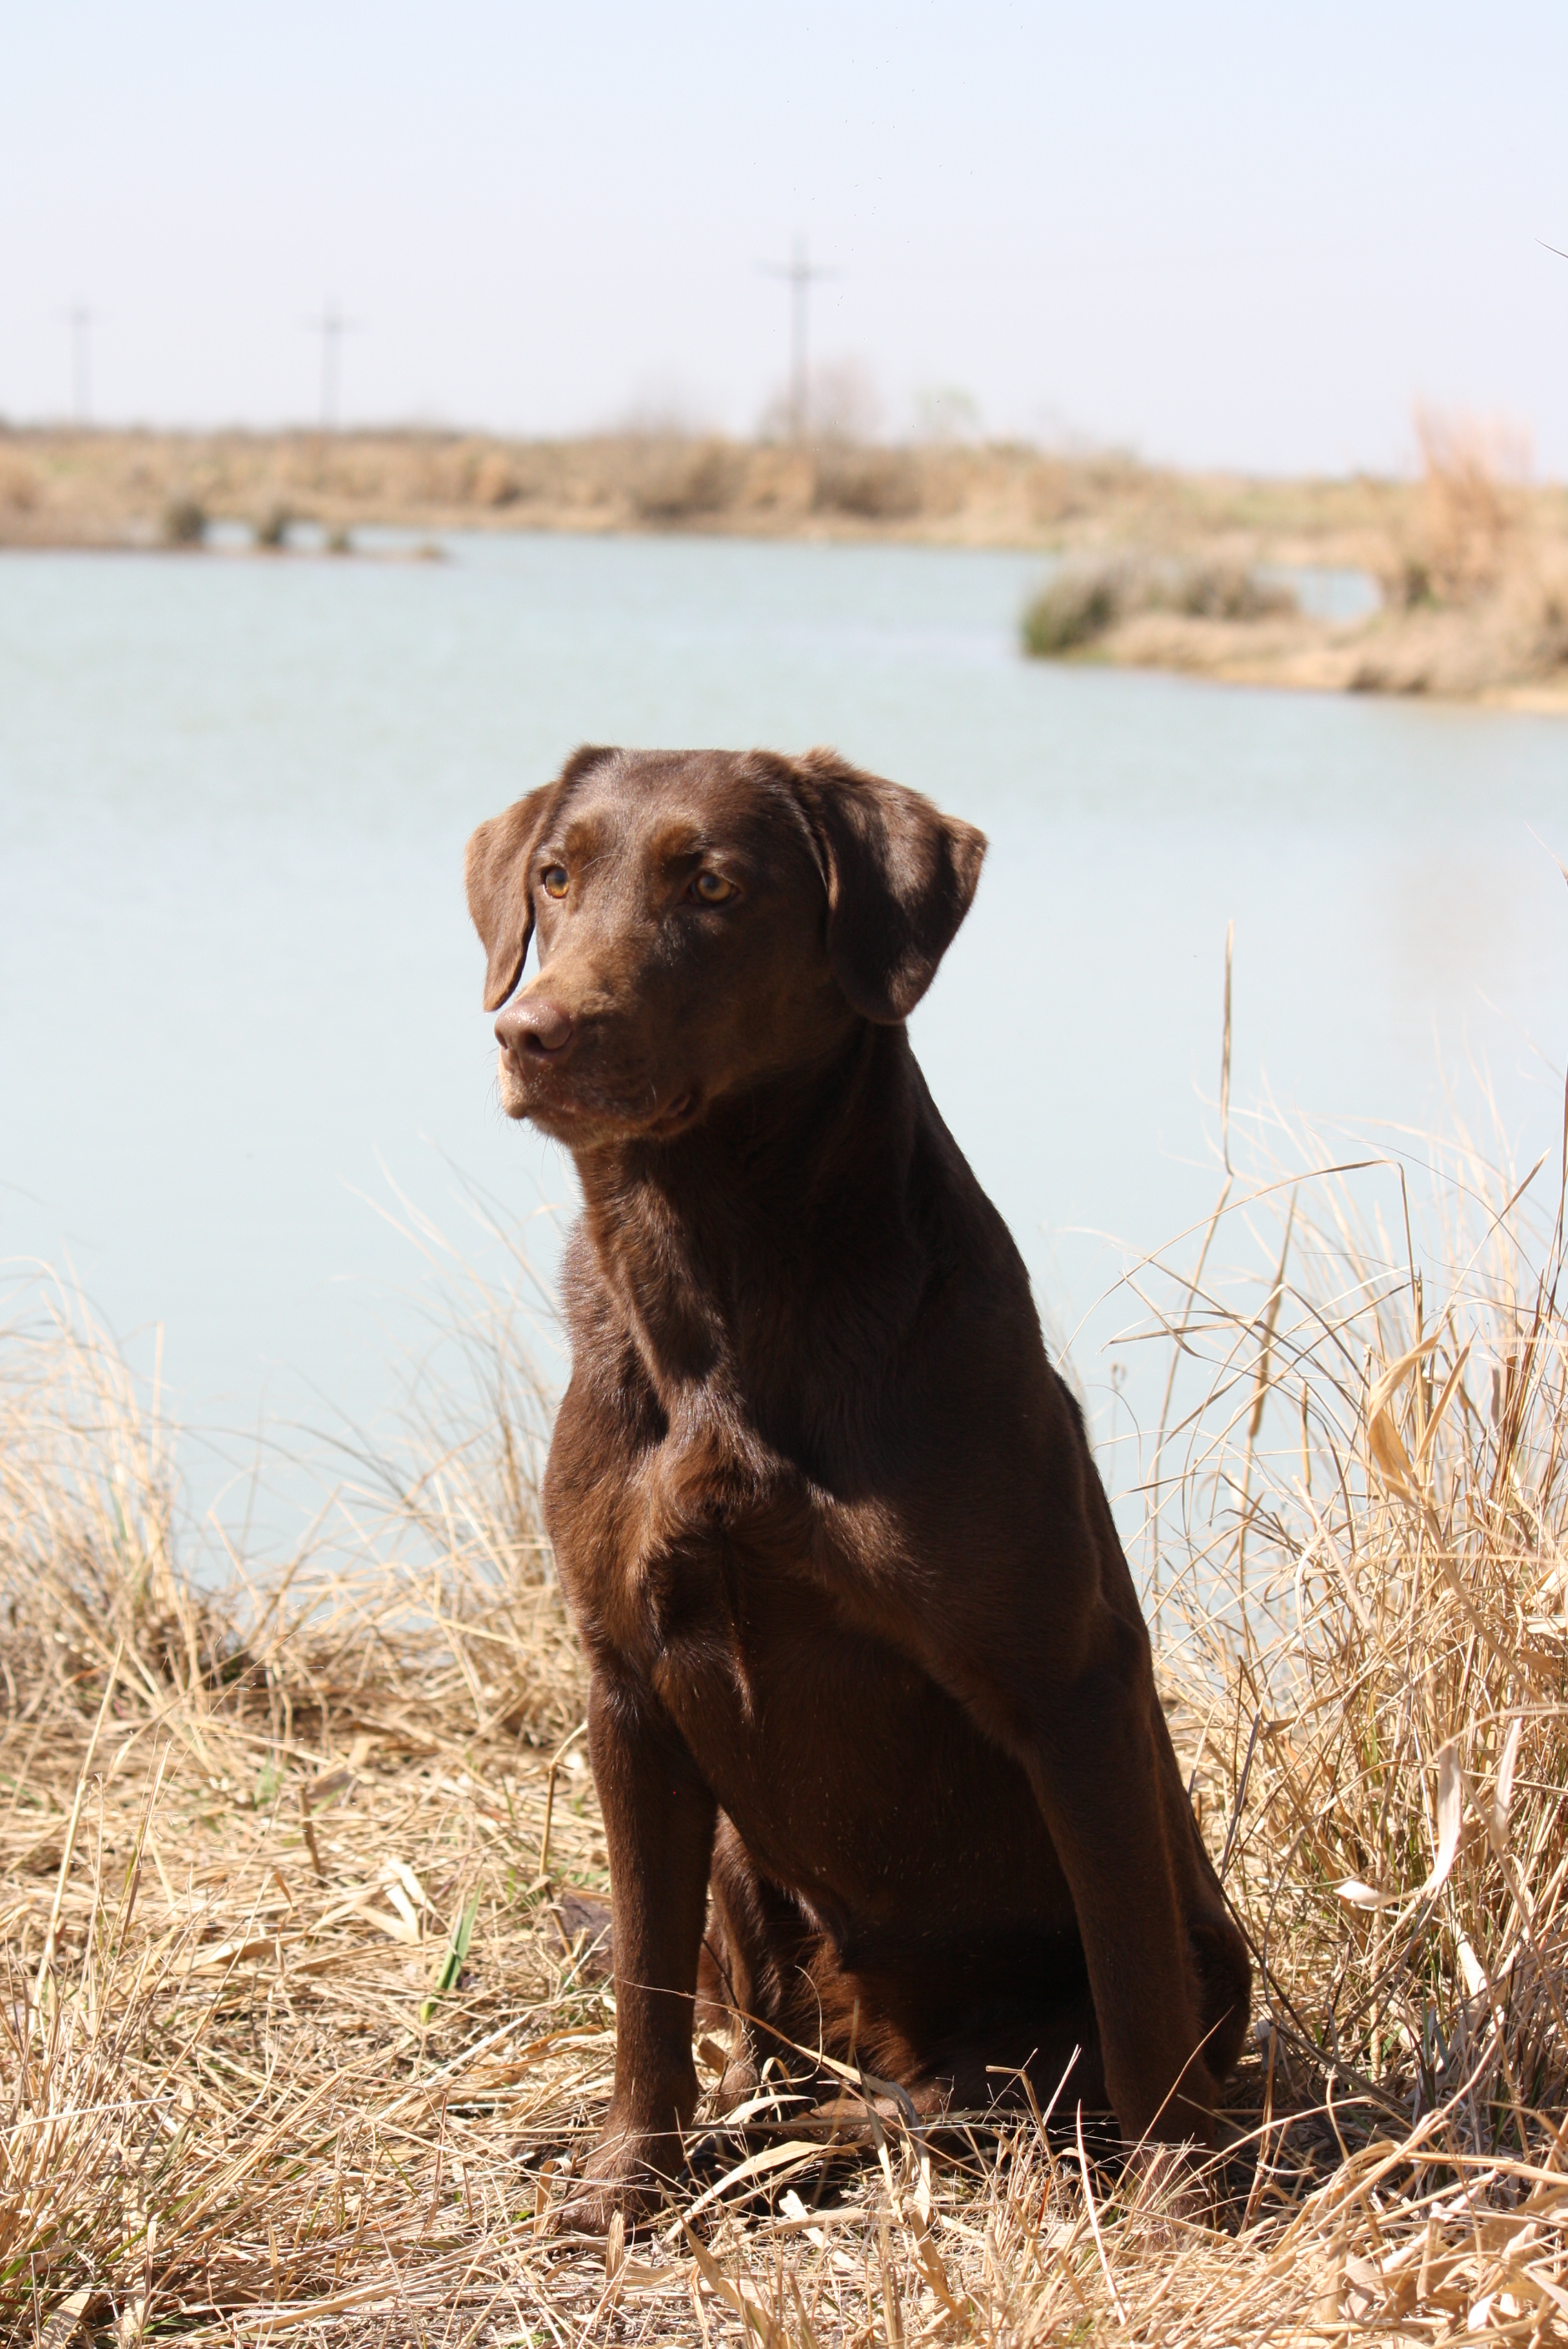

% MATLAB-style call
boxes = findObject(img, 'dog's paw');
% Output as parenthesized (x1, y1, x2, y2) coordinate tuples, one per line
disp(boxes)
(545, 2128, 682, 2237)
(550, 2175, 663, 2237)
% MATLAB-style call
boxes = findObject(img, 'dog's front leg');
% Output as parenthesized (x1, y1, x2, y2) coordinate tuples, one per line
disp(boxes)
(1015, 1608, 1219, 2150)
(554, 1667, 716, 2234)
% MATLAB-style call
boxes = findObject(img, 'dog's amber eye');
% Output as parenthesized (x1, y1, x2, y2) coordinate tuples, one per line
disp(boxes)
(541, 865, 569, 899)
(691, 872, 736, 903)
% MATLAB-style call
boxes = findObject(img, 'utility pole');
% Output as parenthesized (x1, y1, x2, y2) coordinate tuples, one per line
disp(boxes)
(305, 299, 361, 429)
(68, 304, 93, 425)
(759, 237, 837, 440)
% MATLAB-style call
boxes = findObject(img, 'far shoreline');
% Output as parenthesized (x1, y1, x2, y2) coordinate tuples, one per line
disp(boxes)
(6, 425, 1565, 708)
(0, 423, 1469, 566)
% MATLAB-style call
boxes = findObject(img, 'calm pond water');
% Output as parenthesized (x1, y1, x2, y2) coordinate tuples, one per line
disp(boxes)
(2, 531, 1564, 1553)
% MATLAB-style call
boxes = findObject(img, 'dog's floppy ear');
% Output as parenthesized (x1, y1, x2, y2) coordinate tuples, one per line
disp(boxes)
(789, 749, 987, 1023)
(464, 747, 612, 1011)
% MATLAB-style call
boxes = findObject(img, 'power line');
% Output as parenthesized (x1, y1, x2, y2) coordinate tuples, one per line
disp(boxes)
(758, 237, 838, 440)
(304, 299, 364, 430)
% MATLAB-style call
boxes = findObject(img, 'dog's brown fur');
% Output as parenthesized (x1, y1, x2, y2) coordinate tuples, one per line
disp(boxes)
(466, 746, 1249, 2228)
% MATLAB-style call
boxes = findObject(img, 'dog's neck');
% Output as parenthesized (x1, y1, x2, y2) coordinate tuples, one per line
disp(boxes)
(569, 1022, 945, 1429)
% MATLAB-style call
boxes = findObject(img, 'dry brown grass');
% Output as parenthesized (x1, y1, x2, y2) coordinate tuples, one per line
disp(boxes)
(1387, 411, 1535, 610)
(1018, 411, 1568, 707)
(8, 1095, 1568, 2342)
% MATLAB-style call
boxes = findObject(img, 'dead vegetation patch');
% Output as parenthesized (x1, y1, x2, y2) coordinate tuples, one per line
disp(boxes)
(1019, 410, 1568, 706)
(6, 1099, 1568, 2341)
(1022, 555, 1297, 656)
(628, 437, 747, 526)
(810, 445, 924, 522)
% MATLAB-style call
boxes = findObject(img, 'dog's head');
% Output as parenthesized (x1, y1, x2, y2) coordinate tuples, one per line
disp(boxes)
(465, 746, 986, 1146)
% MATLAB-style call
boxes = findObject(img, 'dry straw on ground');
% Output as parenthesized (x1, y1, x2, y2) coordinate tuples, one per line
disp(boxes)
(6, 1090, 1568, 2344)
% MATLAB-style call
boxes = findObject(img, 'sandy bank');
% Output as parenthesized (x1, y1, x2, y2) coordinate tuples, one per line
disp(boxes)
(1075, 597, 1568, 712)
(1021, 428, 1568, 709)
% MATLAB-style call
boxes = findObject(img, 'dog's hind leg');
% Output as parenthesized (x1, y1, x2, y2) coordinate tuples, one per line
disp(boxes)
(703, 1820, 848, 2115)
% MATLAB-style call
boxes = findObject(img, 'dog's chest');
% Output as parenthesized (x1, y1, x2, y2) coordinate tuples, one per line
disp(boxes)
(615, 1418, 820, 1662)
(550, 1286, 895, 1680)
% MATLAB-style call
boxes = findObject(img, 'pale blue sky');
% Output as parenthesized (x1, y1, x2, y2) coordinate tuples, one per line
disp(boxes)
(5, 0, 1566, 471)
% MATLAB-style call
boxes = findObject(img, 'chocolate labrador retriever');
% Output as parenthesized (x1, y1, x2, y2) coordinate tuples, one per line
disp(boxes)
(466, 745, 1249, 2228)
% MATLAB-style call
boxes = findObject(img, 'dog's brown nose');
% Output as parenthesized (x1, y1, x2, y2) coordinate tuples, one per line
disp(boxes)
(496, 996, 575, 1056)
